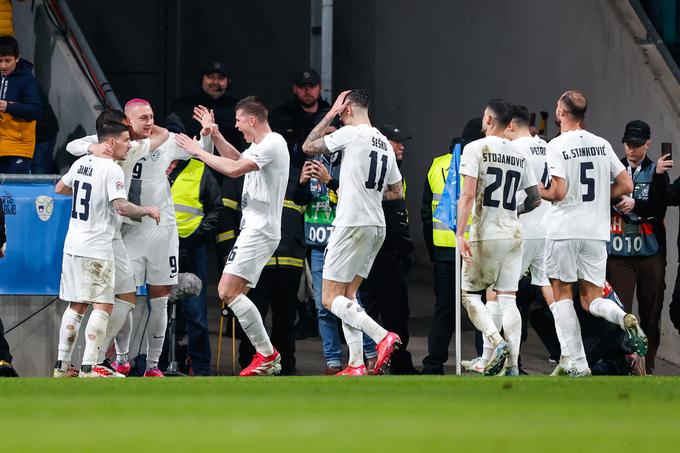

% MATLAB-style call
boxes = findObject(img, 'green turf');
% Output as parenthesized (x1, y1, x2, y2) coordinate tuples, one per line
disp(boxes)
(2, 376, 680, 452)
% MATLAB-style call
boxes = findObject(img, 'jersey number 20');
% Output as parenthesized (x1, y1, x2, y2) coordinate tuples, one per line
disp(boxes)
(483, 167, 521, 210)
(71, 181, 92, 221)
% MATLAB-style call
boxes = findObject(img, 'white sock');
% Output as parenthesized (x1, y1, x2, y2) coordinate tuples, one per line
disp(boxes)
(549, 301, 570, 360)
(146, 297, 168, 370)
(114, 311, 133, 363)
(551, 299, 588, 371)
(81, 310, 110, 366)
(98, 298, 135, 363)
(589, 297, 626, 329)
(57, 308, 84, 367)
(498, 295, 521, 368)
(230, 293, 275, 357)
(342, 321, 364, 367)
(462, 294, 503, 346)
(329, 296, 388, 344)
(482, 301, 503, 363)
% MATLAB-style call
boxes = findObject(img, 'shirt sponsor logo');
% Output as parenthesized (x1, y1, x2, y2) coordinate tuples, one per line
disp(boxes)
(35, 195, 54, 222)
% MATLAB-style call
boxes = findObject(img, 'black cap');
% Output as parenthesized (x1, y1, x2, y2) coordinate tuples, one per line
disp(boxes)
(201, 62, 230, 77)
(378, 124, 412, 143)
(622, 120, 651, 145)
(450, 117, 484, 151)
(294, 68, 321, 86)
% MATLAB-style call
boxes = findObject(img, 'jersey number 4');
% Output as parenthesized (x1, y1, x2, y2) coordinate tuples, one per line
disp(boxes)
(365, 150, 388, 191)
(483, 167, 521, 210)
(71, 181, 92, 221)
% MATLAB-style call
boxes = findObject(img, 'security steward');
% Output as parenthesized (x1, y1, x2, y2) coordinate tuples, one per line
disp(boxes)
(166, 158, 223, 376)
(421, 118, 483, 375)
(236, 171, 306, 375)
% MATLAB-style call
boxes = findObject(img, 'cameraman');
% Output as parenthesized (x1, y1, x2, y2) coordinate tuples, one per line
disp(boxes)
(606, 120, 668, 374)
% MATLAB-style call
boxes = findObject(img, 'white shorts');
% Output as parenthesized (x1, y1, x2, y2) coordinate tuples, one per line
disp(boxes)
(322, 226, 385, 283)
(121, 223, 179, 286)
(60, 253, 115, 304)
(223, 228, 279, 288)
(113, 237, 136, 295)
(545, 239, 606, 286)
(462, 239, 523, 292)
(521, 238, 550, 287)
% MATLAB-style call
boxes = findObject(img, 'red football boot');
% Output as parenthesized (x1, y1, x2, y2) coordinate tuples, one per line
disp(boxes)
(372, 332, 402, 375)
(240, 350, 282, 376)
(335, 365, 367, 376)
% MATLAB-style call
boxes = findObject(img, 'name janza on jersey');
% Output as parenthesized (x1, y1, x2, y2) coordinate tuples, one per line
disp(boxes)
(76, 165, 93, 176)
(482, 152, 526, 168)
(562, 146, 607, 160)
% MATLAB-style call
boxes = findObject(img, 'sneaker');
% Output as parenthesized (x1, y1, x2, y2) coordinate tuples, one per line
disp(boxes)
(623, 314, 648, 357)
(336, 365, 367, 376)
(110, 360, 131, 376)
(53, 361, 79, 378)
(504, 366, 519, 376)
(366, 357, 378, 373)
(372, 332, 402, 375)
(239, 350, 282, 376)
(98, 359, 126, 378)
(143, 367, 165, 378)
(461, 357, 486, 374)
(323, 366, 342, 376)
(484, 340, 509, 376)
(626, 353, 647, 376)
(79, 365, 115, 378)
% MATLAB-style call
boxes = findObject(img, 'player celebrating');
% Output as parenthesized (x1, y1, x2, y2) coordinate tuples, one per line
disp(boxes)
(54, 121, 159, 377)
(176, 96, 289, 376)
(301, 90, 402, 376)
(540, 90, 646, 377)
(456, 99, 541, 376)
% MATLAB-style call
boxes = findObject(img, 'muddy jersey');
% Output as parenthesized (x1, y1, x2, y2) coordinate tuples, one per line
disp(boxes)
(459, 135, 537, 242)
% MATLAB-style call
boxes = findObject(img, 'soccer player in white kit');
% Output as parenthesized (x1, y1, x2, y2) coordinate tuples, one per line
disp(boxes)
(455, 100, 541, 377)
(176, 96, 289, 376)
(54, 121, 160, 377)
(540, 90, 647, 377)
(301, 90, 403, 376)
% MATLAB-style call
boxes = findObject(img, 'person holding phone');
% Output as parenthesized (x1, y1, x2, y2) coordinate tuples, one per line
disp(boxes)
(606, 120, 669, 374)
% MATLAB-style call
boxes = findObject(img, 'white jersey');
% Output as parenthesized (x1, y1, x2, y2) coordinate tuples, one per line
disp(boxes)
(324, 124, 401, 227)
(61, 155, 127, 260)
(513, 135, 552, 240)
(459, 135, 537, 242)
(240, 132, 289, 239)
(546, 130, 625, 241)
(124, 132, 198, 228)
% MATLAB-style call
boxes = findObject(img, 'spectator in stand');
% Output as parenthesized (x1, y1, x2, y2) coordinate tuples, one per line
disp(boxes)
(30, 88, 59, 174)
(0, 204, 18, 377)
(0, 36, 41, 174)
(165, 61, 242, 149)
(606, 121, 669, 374)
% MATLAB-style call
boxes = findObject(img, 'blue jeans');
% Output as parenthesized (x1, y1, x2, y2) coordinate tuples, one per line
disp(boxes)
(310, 248, 376, 368)
(0, 156, 32, 174)
(30, 139, 56, 174)
(178, 241, 211, 375)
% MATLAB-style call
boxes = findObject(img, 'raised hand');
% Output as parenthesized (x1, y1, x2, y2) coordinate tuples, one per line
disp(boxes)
(175, 133, 202, 156)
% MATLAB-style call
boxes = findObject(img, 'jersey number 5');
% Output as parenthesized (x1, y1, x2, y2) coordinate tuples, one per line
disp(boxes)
(365, 150, 388, 191)
(580, 162, 595, 201)
(71, 181, 92, 221)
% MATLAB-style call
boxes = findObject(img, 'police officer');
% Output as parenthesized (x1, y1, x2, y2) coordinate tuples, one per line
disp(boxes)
(167, 158, 223, 375)
(421, 118, 483, 375)
(358, 124, 419, 374)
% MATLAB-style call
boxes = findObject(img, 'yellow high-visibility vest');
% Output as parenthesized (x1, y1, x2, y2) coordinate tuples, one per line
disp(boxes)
(427, 154, 470, 247)
(171, 159, 205, 238)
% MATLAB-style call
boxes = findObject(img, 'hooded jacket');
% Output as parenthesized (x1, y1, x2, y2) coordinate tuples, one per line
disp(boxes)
(0, 59, 42, 158)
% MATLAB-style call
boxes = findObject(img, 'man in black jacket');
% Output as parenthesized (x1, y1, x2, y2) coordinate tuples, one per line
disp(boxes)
(166, 158, 224, 375)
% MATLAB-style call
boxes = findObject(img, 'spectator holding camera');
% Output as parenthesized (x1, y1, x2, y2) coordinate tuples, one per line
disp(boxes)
(606, 120, 668, 374)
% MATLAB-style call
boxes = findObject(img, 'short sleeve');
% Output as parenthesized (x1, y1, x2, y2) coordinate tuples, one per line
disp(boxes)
(323, 126, 355, 153)
(106, 164, 127, 202)
(386, 155, 402, 186)
(459, 143, 480, 178)
(242, 138, 277, 169)
(520, 161, 538, 190)
(546, 141, 565, 179)
(61, 165, 75, 188)
(170, 133, 193, 161)
(608, 144, 626, 179)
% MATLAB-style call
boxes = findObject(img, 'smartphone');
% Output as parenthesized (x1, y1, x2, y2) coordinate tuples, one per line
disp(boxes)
(662, 142, 672, 161)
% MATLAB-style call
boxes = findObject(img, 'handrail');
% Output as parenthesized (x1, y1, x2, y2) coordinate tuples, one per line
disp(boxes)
(0, 174, 62, 183)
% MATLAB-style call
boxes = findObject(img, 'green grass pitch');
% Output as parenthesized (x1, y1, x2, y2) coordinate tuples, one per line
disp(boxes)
(2, 376, 679, 451)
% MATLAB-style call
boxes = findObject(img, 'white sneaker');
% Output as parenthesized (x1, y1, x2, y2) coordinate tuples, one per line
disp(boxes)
(461, 357, 486, 374)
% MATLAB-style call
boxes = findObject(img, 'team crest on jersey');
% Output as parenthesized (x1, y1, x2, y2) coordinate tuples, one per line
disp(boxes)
(150, 150, 161, 161)
(35, 195, 54, 222)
